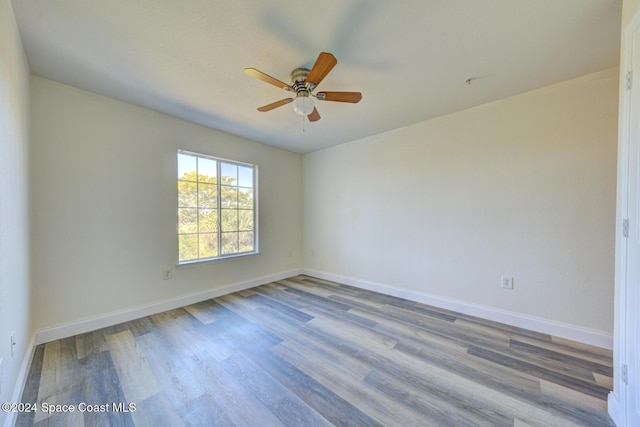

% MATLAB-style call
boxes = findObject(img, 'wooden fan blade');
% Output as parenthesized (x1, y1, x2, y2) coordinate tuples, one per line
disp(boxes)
(245, 68, 292, 91)
(257, 98, 293, 112)
(308, 107, 321, 122)
(316, 91, 362, 103)
(305, 52, 337, 89)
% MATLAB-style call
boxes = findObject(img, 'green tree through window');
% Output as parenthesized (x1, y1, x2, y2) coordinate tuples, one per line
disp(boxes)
(177, 150, 257, 263)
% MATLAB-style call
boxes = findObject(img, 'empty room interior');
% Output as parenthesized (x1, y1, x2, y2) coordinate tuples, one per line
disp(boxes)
(2, 0, 640, 426)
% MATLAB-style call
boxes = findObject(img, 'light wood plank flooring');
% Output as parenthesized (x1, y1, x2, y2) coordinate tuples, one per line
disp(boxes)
(16, 275, 614, 426)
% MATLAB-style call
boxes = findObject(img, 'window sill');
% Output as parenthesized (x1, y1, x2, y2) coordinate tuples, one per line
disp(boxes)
(176, 251, 259, 269)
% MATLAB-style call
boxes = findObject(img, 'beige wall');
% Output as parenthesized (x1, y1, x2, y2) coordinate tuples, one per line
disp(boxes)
(303, 68, 618, 334)
(0, 0, 31, 423)
(30, 77, 303, 330)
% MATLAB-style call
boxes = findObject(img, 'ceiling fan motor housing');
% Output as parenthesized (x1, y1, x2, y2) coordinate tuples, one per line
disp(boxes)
(290, 67, 314, 115)
(290, 67, 312, 95)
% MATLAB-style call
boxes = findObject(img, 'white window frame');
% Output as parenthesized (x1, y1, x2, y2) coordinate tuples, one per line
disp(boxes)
(177, 149, 258, 265)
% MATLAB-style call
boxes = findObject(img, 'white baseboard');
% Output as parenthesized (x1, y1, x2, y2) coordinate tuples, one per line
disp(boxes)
(607, 391, 623, 426)
(4, 333, 36, 427)
(31, 267, 614, 349)
(35, 268, 303, 345)
(302, 269, 613, 350)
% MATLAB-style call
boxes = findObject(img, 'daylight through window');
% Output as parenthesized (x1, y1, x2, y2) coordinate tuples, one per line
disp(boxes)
(177, 150, 257, 263)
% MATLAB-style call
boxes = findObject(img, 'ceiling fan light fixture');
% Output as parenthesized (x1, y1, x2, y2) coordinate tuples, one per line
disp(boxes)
(292, 93, 314, 115)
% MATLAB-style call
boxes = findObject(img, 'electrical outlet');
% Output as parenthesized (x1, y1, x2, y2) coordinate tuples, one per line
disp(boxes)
(10, 333, 15, 357)
(162, 268, 173, 280)
(501, 276, 514, 290)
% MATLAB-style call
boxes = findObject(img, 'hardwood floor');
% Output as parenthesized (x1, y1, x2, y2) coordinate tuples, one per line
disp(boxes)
(16, 275, 614, 426)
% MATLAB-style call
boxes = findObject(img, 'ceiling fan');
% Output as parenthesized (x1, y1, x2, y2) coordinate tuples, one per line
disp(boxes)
(244, 52, 362, 122)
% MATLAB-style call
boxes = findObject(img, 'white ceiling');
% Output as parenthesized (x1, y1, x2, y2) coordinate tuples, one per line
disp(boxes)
(11, 0, 622, 153)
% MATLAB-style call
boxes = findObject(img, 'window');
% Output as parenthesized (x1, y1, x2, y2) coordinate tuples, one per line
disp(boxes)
(177, 150, 257, 264)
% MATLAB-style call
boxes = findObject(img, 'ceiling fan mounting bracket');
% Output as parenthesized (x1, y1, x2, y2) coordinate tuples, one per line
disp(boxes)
(290, 67, 310, 83)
